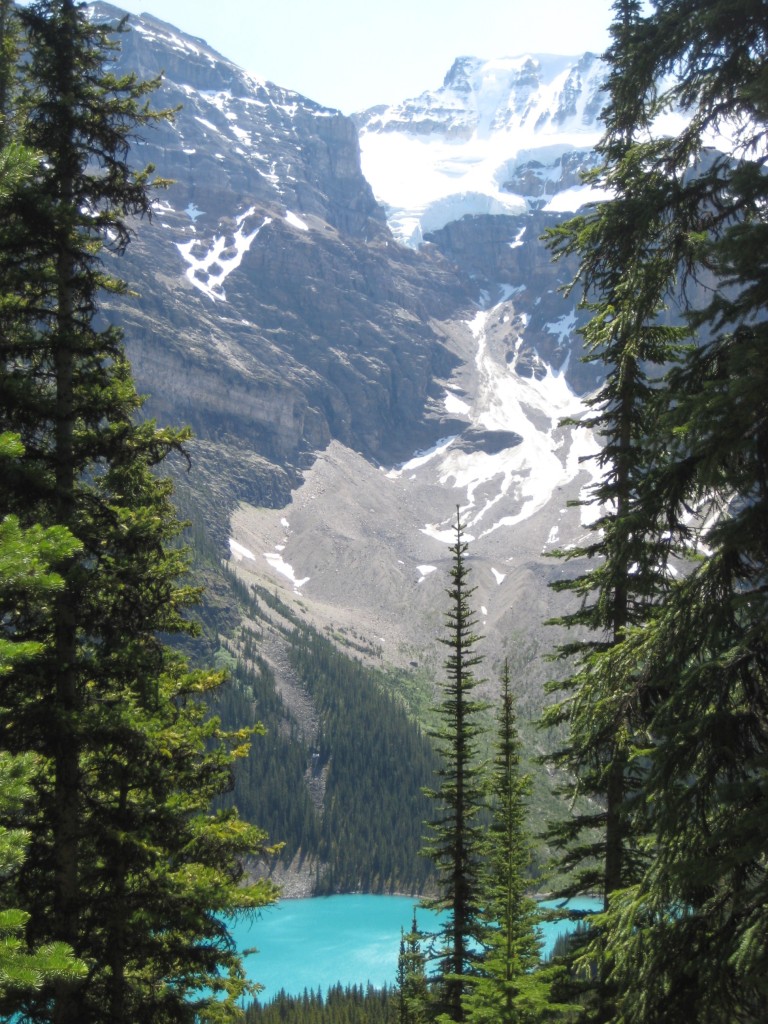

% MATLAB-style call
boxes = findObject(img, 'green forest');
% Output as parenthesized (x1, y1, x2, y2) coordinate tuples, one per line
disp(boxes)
(1, 1, 767, 1023)
(209, 575, 439, 896)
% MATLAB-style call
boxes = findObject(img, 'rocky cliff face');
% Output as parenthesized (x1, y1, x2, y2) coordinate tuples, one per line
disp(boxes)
(92, 3, 482, 530)
(90, 2, 615, 680)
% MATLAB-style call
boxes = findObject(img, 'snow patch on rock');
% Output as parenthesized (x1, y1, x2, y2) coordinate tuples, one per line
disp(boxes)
(176, 209, 272, 301)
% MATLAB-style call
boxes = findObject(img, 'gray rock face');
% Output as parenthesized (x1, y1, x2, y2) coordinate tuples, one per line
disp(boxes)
(500, 149, 602, 206)
(92, 4, 609, 674)
(95, 3, 487, 530)
(422, 212, 601, 395)
(109, 3, 387, 239)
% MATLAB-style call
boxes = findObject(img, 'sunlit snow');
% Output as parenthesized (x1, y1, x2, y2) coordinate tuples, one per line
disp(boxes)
(444, 392, 471, 416)
(389, 300, 599, 543)
(387, 437, 457, 478)
(264, 551, 310, 591)
(194, 116, 221, 135)
(229, 538, 256, 561)
(176, 209, 272, 301)
(285, 211, 309, 231)
(358, 54, 607, 246)
(422, 523, 477, 544)
(543, 185, 610, 213)
(458, 311, 591, 535)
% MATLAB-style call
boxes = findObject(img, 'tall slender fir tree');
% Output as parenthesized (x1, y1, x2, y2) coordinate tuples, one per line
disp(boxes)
(540, 1, 692, 1016)
(543, 1, 768, 1021)
(421, 512, 487, 1024)
(464, 663, 574, 1024)
(573, 3, 768, 1021)
(0, 4, 278, 1022)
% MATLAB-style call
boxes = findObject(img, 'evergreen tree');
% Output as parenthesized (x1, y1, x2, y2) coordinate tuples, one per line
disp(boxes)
(397, 912, 429, 1024)
(543, 1, 768, 1021)
(464, 663, 573, 1024)
(421, 512, 487, 1023)
(0, 4, 278, 1021)
(542, 0, 687, 899)
(0, 433, 86, 1003)
(591, 3, 768, 1019)
(540, 0, 693, 1016)
(245, 983, 398, 1024)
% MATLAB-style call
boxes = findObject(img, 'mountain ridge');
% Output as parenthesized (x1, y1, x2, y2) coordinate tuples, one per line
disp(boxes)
(78, 0, 621, 892)
(86, 1, 605, 686)
(355, 51, 608, 247)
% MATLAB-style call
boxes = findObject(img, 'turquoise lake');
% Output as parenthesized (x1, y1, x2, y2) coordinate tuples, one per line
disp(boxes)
(230, 894, 601, 1002)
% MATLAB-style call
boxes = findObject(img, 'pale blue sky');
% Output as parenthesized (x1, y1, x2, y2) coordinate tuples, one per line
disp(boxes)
(100, 0, 617, 113)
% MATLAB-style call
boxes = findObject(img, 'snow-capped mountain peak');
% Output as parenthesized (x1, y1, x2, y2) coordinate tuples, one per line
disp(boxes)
(356, 53, 609, 246)
(95, 4, 608, 680)
(438, 53, 606, 136)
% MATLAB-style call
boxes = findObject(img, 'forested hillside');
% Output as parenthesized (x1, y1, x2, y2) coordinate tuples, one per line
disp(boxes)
(206, 570, 439, 895)
(0, 2, 277, 1020)
(246, 985, 397, 1024)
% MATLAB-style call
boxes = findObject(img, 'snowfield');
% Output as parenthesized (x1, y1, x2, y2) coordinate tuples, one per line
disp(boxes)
(358, 54, 609, 246)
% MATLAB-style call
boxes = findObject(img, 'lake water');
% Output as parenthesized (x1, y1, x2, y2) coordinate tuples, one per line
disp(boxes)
(230, 893, 601, 1002)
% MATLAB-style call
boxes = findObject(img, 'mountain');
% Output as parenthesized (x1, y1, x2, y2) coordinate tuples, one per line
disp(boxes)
(97, 2, 608, 667)
(88, 2, 618, 889)
(356, 52, 607, 246)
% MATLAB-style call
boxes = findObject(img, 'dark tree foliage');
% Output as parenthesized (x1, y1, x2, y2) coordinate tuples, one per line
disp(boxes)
(397, 912, 429, 1024)
(288, 628, 438, 895)
(0, 4, 278, 1022)
(0, 433, 86, 998)
(540, 2, 693, 1015)
(421, 512, 488, 1024)
(245, 984, 398, 1024)
(542, 0, 688, 900)
(212, 654, 321, 867)
(465, 664, 573, 1024)
(543, 1, 768, 1022)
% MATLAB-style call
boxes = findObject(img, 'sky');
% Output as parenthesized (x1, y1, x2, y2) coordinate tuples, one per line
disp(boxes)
(97, 0, 617, 114)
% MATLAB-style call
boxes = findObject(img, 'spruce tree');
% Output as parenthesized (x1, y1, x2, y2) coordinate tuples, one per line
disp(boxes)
(543, 1, 768, 1020)
(587, 2, 768, 1019)
(397, 912, 429, 1024)
(542, 0, 687, 900)
(421, 512, 487, 1023)
(0, 4, 278, 1021)
(0, 433, 86, 1005)
(464, 663, 573, 1024)
(540, 1, 692, 1016)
